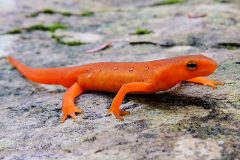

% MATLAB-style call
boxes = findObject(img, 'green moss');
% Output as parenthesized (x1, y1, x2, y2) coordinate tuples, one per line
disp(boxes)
(27, 9, 55, 17)
(26, 24, 49, 31)
(27, 9, 73, 17)
(6, 29, 22, 34)
(6, 23, 67, 35)
(27, 13, 38, 17)
(42, 9, 55, 14)
(47, 23, 67, 32)
(60, 41, 85, 46)
(62, 12, 72, 16)
(134, 28, 152, 35)
(215, 0, 231, 3)
(83, 136, 96, 142)
(80, 11, 95, 17)
(26, 23, 67, 32)
(52, 35, 85, 46)
(152, 0, 186, 6)
(27, 8, 95, 17)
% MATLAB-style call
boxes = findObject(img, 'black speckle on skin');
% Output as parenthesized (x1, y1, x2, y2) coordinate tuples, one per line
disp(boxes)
(234, 62, 240, 64)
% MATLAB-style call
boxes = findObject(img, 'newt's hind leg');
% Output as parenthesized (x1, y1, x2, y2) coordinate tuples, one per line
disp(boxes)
(61, 82, 84, 123)
(109, 82, 152, 121)
(185, 77, 224, 89)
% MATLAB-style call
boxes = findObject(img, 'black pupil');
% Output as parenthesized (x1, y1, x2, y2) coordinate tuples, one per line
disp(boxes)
(187, 62, 197, 68)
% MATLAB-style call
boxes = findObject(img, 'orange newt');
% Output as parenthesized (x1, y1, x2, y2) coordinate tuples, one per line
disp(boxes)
(7, 55, 223, 122)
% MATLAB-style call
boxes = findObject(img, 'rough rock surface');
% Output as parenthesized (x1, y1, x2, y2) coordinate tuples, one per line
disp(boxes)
(0, 0, 239, 159)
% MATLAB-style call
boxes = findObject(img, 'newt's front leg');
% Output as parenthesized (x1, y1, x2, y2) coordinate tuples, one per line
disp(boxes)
(109, 82, 152, 120)
(61, 82, 84, 123)
(185, 77, 224, 88)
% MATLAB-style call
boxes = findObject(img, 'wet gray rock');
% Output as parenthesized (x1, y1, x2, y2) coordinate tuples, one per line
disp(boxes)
(0, 0, 240, 159)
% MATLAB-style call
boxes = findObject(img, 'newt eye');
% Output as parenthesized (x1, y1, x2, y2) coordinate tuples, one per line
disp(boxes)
(187, 61, 197, 70)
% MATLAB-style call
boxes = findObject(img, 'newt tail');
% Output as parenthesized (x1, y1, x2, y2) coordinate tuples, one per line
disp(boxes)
(7, 56, 82, 88)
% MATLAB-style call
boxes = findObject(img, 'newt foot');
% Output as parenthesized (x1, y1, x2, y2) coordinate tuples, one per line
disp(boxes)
(108, 109, 130, 121)
(120, 110, 130, 116)
(203, 80, 224, 89)
(61, 107, 83, 123)
(186, 77, 224, 89)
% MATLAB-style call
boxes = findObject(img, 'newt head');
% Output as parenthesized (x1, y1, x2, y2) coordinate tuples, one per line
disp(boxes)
(185, 54, 217, 75)
(175, 54, 218, 80)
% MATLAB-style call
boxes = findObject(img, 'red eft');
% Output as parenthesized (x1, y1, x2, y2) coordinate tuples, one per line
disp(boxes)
(7, 55, 223, 122)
